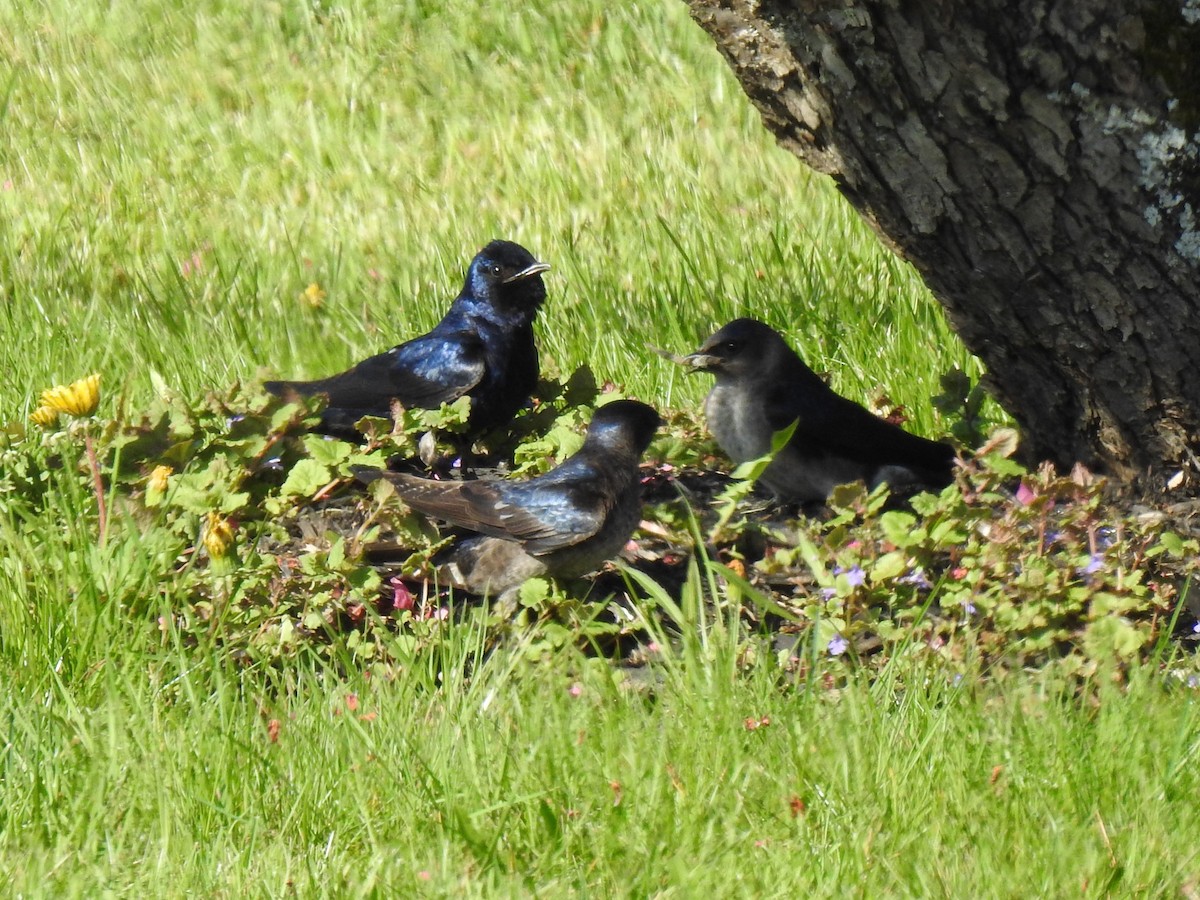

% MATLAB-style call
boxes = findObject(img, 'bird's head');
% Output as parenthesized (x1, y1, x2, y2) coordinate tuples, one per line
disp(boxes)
(585, 399, 661, 456)
(683, 318, 791, 380)
(467, 240, 550, 314)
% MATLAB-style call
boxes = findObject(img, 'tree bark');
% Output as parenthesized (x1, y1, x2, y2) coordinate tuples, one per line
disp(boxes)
(685, 0, 1200, 490)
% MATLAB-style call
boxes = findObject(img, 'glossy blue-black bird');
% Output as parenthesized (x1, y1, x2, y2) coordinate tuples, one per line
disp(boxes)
(681, 318, 955, 502)
(265, 240, 550, 440)
(355, 400, 661, 595)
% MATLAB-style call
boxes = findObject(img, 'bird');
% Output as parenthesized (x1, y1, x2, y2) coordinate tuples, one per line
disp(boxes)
(265, 240, 550, 441)
(677, 318, 955, 502)
(355, 399, 662, 596)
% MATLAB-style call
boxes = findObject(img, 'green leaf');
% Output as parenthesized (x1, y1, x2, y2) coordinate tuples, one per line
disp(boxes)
(871, 551, 909, 583)
(279, 459, 332, 500)
(270, 400, 311, 431)
(1156, 531, 1194, 558)
(519, 577, 550, 608)
(929, 519, 968, 546)
(879, 510, 918, 548)
(303, 434, 355, 468)
(981, 454, 1026, 477)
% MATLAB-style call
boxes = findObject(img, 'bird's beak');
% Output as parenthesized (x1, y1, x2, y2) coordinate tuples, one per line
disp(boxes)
(503, 261, 551, 283)
(682, 351, 721, 372)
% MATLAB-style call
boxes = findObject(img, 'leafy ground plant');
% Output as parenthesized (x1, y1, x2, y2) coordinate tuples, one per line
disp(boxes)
(8, 370, 1198, 686)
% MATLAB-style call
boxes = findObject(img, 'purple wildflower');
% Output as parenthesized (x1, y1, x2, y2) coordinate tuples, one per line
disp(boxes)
(899, 568, 932, 590)
(1081, 555, 1104, 576)
(844, 566, 866, 587)
(827, 634, 849, 657)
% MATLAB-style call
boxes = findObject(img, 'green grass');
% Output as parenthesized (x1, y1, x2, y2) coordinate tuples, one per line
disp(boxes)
(1, 0, 972, 434)
(6, 640, 1200, 896)
(2, 0, 1197, 895)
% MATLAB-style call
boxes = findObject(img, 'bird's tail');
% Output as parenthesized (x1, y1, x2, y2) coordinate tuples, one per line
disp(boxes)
(263, 379, 315, 400)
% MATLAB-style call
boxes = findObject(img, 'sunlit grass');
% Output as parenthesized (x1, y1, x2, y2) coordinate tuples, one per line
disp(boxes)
(3, 646, 1200, 895)
(0, 0, 977, 436)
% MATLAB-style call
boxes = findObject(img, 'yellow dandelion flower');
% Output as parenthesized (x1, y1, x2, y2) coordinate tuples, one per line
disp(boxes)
(147, 465, 173, 493)
(39, 373, 101, 417)
(29, 405, 60, 427)
(301, 282, 326, 308)
(204, 511, 235, 560)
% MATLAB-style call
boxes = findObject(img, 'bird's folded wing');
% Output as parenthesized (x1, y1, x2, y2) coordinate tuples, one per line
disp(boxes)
(380, 472, 608, 555)
(379, 333, 487, 406)
(766, 385, 952, 471)
(496, 479, 613, 555)
(276, 332, 486, 411)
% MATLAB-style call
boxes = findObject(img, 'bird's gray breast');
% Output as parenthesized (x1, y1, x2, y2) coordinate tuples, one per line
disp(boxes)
(704, 383, 774, 463)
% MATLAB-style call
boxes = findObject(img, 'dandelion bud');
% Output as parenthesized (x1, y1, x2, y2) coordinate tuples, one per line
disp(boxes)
(204, 511, 234, 560)
(147, 465, 173, 493)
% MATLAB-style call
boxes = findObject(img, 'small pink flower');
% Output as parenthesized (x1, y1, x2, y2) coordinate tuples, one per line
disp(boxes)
(568, 682, 583, 697)
(390, 577, 414, 611)
(1015, 482, 1036, 505)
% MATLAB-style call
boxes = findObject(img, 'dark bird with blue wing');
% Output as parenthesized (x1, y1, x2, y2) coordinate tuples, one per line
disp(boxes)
(680, 318, 955, 502)
(265, 240, 549, 441)
(355, 400, 661, 595)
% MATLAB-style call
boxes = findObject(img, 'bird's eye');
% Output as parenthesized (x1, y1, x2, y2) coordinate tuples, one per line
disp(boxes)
(491, 264, 503, 276)
(722, 340, 741, 354)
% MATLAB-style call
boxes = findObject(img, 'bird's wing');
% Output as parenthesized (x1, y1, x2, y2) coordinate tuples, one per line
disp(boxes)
(376, 465, 611, 555)
(270, 330, 486, 411)
(765, 379, 953, 475)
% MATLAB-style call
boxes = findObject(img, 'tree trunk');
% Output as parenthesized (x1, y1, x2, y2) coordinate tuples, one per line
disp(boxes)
(685, 0, 1200, 490)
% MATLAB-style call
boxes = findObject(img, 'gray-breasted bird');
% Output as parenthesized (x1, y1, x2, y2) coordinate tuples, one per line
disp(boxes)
(355, 400, 661, 595)
(681, 318, 955, 502)
(265, 240, 549, 441)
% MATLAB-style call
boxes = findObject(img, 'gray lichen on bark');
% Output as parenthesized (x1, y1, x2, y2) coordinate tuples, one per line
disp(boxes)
(686, 0, 1200, 488)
